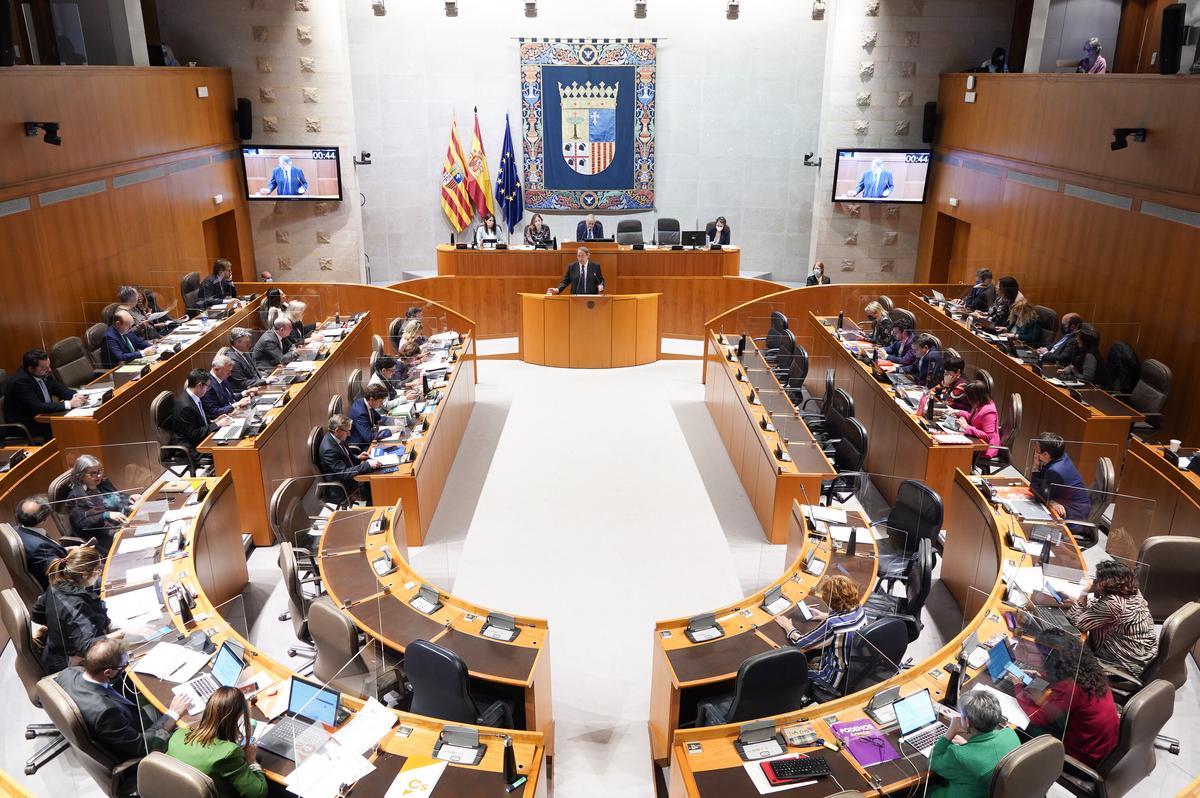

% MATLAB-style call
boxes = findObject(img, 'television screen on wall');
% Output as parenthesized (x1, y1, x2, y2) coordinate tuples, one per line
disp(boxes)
(831, 148, 931, 204)
(242, 145, 343, 201)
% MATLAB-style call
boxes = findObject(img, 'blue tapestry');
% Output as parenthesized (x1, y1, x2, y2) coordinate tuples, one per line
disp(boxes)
(520, 38, 657, 212)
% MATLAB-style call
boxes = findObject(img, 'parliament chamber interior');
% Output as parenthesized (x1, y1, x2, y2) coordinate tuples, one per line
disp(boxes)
(1, 1, 1199, 797)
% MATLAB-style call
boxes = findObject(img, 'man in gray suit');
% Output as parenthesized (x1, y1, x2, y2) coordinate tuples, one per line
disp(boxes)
(252, 316, 298, 375)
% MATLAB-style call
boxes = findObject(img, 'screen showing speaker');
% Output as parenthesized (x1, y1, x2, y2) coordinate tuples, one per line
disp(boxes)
(831, 149, 931, 204)
(242, 145, 343, 202)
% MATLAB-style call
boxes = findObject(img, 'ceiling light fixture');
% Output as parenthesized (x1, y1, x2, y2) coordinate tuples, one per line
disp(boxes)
(634, 1, 647, 19)
(445, 1, 458, 17)
(525, 1, 537, 18)
(727, 1, 740, 20)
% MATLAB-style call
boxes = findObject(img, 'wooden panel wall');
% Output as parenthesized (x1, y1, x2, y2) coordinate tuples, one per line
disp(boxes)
(917, 73, 1200, 442)
(0, 67, 253, 373)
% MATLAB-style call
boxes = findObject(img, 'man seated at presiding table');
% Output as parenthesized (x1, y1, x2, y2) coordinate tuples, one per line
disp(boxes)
(546, 246, 605, 296)
(1037, 312, 1084, 365)
(5, 348, 85, 439)
(318, 414, 385, 504)
(1062, 560, 1158, 678)
(55, 638, 190, 794)
(172, 369, 234, 458)
(223, 328, 267, 393)
(66, 454, 136, 554)
(576, 213, 604, 241)
(1029, 432, 1089, 530)
(927, 691, 1020, 798)
(103, 309, 157, 368)
(198, 258, 240, 310)
(252, 316, 299, 375)
(771, 575, 868, 697)
(348, 383, 395, 449)
(202, 354, 256, 419)
(167, 686, 268, 798)
(930, 353, 970, 411)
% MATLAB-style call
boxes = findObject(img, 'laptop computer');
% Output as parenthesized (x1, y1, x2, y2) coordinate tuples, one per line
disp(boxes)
(256, 676, 342, 760)
(892, 689, 947, 757)
(173, 642, 245, 713)
(886, 371, 915, 387)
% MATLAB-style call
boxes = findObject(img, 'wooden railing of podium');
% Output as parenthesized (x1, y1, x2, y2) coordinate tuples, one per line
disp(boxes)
(519, 293, 660, 368)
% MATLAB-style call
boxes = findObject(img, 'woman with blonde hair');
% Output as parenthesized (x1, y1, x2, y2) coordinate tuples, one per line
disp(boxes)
(1005, 296, 1041, 345)
(282, 299, 314, 348)
(864, 300, 892, 346)
(31, 546, 120, 672)
(523, 213, 552, 247)
(773, 574, 868, 691)
(167, 686, 267, 798)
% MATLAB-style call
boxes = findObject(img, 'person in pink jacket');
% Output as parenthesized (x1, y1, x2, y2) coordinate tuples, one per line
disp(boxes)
(954, 380, 1000, 457)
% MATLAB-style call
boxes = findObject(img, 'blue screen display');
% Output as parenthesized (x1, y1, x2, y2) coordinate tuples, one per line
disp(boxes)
(289, 678, 339, 725)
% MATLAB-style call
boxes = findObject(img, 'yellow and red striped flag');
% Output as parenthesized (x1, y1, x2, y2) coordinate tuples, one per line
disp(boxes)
(440, 116, 473, 232)
(464, 107, 495, 217)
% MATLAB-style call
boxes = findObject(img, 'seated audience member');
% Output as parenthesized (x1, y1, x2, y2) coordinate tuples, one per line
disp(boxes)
(203, 354, 253, 419)
(259, 271, 274, 282)
(262, 288, 286, 329)
(1077, 36, 1107, 74)
(930, 353, 970, 411)
(116, 285, 162, 340)
(1038, 312, 1084, 364)
(5, 348, 84, 439)
(884, 321, 916, 369)
(928, 691, 1020, 798)
(1029, 432, 1090, 527)
(318, 414, 383, 504)
(32, 546, 117, 673)
(575, 214, 604, 241)
(805, 261, 831, 286)
(369, 356, 418, 410)
(523, 213, 553, 247)
(66, 454, 133, 552)
(977, 276, 1019, 327)
(863, 301, 893, 347)
(283, 300, 314, 349)
(906, 333, 944, 387)
(15, 495, 69, 590)
(348, 384, 393, 448)
(707, 216, 731, 246)
(953, 380, 1001, 458)
(199, 258, 238, 309)
(473, 213, 504, 248)
(772, 575, 868, 694)
(1060, 325, 1107, 385)
(1013, 629, 1119, 767)
(224, 329, 266, 393)
(1065, 560, 1158, 677)
(103, 309, 157, 367)
(253, 317, 298, 375)
(960, 268, 995, 313)
(1005, 296, 1042, 345)
(54, 638, 189, 790)
(173, 369, 231, 453)
(981, 47, 1009, 73)
(167, 686, 267, 798)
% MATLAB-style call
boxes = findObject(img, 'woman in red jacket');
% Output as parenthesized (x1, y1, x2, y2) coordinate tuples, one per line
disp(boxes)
(953, 380, 1000, 457)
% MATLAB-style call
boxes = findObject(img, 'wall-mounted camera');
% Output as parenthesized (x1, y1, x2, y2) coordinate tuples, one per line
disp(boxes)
(354, 150, 373, 166)
(803, 151, 822, 168)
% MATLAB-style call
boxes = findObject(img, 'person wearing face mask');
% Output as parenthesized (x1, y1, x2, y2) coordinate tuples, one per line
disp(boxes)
(863, 301, 893, 346)
(806, 261, 832, 286)
(707, 216, 731, 246)
(1037, 312, 1084, 364)
(66, 454, 135, 553)
(930, 353, 970, 410)
(31, 546, 123, 673)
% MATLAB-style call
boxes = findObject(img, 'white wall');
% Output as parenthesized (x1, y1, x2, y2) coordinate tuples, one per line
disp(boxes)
(345, 0, 829, 283)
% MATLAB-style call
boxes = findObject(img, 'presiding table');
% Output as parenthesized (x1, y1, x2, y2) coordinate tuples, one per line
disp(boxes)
(519, 293, 660, 368)
(437, 243, 740, 278)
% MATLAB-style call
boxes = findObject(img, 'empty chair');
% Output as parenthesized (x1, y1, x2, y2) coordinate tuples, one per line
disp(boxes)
(976, 393, 1021, 475)
(268, 476, 318, 559)
(865, 539, 933, 642)
(308, 596, 400, 700)
(37, 675, 141, 796)
(1033, 305, 1059, 346)
(821, 416, 868, 504)
(974, 368, 994, 396)
(136, 752, 217, 798)
(799, 368, 836, 424)
(656, 217, 681, 245)
(151, 391, 200, 476)
(782, 344, 811, 405)
(873, 480, 944, 573)
(1057, 680, 1175, 798)
(890, 308, 916, 330)
(99, 302, 120, 327)
(1107, 602, 1200, 698)
(695, 647, 810, 727)
(347, 368, 364, 406)
(84, 323, 108, 370)
(812, 388, 854, 446)
(0, 589, 70, 776)
(388, 317, 405, 350)
(181, 271, 202, 315)
(1105, 341, 1140, 395)
(771, 328, 797, 374)
(615, 219, 643, 245)
(990, 737, 1065, 798)
(1118, 359, 1171, 436)
(759, 311, 789, 362)
(405, 639, 514, 728)
(371, 334, 385, 357)
(1136, 537, 1200, 621)
(327, 393, 343, 418)
(50, 336, 100, 387)
(277, 542, 319, 666)
(811, 616, 907, 701)
(1065, 456, 1114, 549)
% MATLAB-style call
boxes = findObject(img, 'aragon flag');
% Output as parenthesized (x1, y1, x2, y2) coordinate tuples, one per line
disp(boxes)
(440, 116, 473, 232)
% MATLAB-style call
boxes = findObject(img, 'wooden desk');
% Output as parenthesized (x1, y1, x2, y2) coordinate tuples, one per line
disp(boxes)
(101, 474, 546, 796)
(649, 503, 877, 764)
(806, 313, 986, 504)
(704, 332, 835, 543)
(361, 334, 476, 547)
(1108, 437, 1200, 560)
(318, 505, 554, 756)
(520, 293, 660, 368)
(667, 470, 1087, 796)
(909, 295, 1142, 480)
(437, 243, 740, 278)
(198, 314, 371, 545)
(42, 300, 262, 485)
(0, 443, 63, 524)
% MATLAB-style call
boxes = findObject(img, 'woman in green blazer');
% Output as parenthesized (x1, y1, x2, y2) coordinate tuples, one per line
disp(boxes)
(167, 686, 268, 798)
(928, 691, 1021, 798)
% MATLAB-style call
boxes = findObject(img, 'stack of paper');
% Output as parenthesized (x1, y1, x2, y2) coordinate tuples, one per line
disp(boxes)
(132, 642, 209, 683)
(332, 698, 396, 755)
(284, 745, 375, 798)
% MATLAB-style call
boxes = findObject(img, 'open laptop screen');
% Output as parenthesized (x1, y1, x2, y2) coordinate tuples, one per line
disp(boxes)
(288, 676, 340, 725)
(210, 643, 245, 687)
(893, 689, 936, 735)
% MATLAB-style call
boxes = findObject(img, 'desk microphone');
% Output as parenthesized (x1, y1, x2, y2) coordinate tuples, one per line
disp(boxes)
(503, 736, 526, 792)
(846, 527, 858, 557)
(944, 661, 963, 708)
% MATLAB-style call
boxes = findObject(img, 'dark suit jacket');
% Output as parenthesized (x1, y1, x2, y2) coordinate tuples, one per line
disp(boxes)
(1041, 332, 1078, 365)
(226, 348, 264, 393)
(201, 374, 240, 418)
(265, 165, 308, 196)
(913, 347, 945, 387)
(252, 330, 296, 375)
(555, 261, 605, 295)
(4, 368, 75, 439)
(17, 524, 67, 590)
(171, 390, 217, 451)
(1031, 453, 1090, 523)
(318, 433, 373, 494)
(197, 275, 236, 308)
(347, 398, 383, 447)
(855, 169, 894, 198)
(962, 282, 996, 312)
(706, 226, 731, 246)
(805, 275, 831, 286)
(67, 480, 129, 548)
(32, 583, 109, 673)
(575, 221, 605, 240)
(54, 666, 173, 762)
(102, 326, 151, 368)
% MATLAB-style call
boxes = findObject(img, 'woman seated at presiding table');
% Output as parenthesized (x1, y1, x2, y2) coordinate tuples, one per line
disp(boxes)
(805, 260, 831, 286)
(31, 546, 122, 673)
(168, 686, 268, 798)
(524, 213, 553, 247)
(67, 454, 137, 554)
(1012, 628, 1119, 768)
(474, 213, 504, 248)
(928, 691, 1020, 798)
(773, 574, 868, 693)
(1064, 560, 1158, 678)
(951, 380, 1001, 458)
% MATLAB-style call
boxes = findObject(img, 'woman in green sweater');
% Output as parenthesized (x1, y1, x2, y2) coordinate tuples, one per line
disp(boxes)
(928, 691, 1021, 798)
(167, 686, 267, 798)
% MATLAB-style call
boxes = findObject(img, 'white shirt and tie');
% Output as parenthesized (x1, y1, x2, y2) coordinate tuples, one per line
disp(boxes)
(35, 376, 69, 411)
(188, 389, 208, 425)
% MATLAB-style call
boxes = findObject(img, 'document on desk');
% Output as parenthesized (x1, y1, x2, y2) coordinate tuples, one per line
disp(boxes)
(385, 759, 446, 798)
(286, 747, 375, 798)
(161, 506, 199, 524)
(371, 452, 402, 468)
(830, 526, 873, 544)
(65, 408, 96, 417)
(105, 584, 165, 627)
(132, 642, 209, 683)
(115, 533, 165, 555)
(804, 505, 847, 524)
(332, 697, 396, 755)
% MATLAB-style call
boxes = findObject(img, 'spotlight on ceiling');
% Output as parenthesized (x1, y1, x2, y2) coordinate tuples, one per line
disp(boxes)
(634, 1, 647, 19)
(1109, 127, 1146, 151)
(371, 0, 386, 15)
(445, 1, 458, 17)
(727, 1, 740, 19)
(525, 1, 536, 17)
(24, 121, 61, 146)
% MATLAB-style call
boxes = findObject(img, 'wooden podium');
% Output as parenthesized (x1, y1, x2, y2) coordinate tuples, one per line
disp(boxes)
(520, 293, 661, 368)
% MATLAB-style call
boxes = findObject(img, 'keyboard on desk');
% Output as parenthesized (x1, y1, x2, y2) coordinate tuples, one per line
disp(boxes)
(764, 755, 833, 783)
(258, 716, 308, 758)
(900, 724, 946, 754)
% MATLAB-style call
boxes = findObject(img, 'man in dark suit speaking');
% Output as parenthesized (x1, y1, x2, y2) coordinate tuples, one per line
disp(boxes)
(258, 154, 309, 196)
(851, 158, 894, 199)
(547, 247, 605, 295)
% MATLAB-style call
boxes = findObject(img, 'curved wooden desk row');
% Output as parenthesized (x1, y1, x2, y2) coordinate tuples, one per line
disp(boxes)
(436, 243, 741, 278)
(519, 293, 660, 368)
(704, 332, 835, 543)
(1108, 437, 1200, 560)
(317, 504, 553, 753)
(101, 473, 547, 796)
(664, 470, 1088, 797)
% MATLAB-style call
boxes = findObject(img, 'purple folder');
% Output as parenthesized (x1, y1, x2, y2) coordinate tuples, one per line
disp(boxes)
(830, 718, 901, 767)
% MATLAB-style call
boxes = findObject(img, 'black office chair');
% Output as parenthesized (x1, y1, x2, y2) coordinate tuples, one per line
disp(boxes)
(799, 369, 836, 425)
(347, 368, 364, 405)
(760, 312, 790, 363)
(1060, 456, 1114, 550)
(821, 416, 868, 505)
(772, 329, 797, 375)
(181, 271, 203, 315)
(1104, 341, 1140, 395)
(1114, 358, 1170, 437)
(307, 425, 353, 509)
(151, 391, 200, 477)
(656, 217, 681, 246)
(872, 480, 944, 578)
(810, 617, 908, 702)
(1033, 305, 1059, 347)
(405, 639, 514, 728)
(865, 539, 933, 642)
(782, 344, 811, 406)
(327, 394, 343, 419)
(615, 219, 643, 245)
(695, 647, 810, 727)
(812, 388, 854, 446)
(976, 393, 1021, 475)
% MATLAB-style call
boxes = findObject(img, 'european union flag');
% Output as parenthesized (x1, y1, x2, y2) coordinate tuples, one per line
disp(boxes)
(495, 114, 524, 235)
